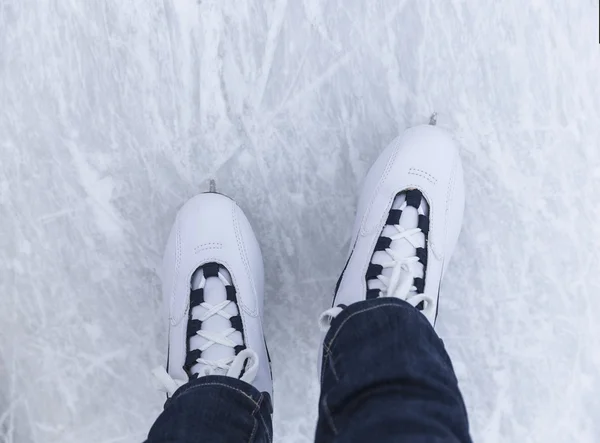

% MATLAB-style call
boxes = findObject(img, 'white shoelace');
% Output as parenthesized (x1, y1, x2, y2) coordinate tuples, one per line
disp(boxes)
(320, 222, 434, 331)
(153, 271, 260, 396)
(195, 272, 239, 367)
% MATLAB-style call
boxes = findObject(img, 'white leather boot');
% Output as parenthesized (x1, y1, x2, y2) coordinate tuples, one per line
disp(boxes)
(154, 192, 273, 400)
(321, 125, 465, 328)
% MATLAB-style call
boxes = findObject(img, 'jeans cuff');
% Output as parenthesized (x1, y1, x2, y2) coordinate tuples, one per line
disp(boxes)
(323, 297, 429, 355)
(166, 375, 272, 414)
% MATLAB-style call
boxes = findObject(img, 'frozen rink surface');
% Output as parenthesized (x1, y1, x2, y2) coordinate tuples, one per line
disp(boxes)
(2, 1, 600, 442)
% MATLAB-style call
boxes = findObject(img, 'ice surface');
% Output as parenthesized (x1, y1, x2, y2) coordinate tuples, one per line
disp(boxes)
(1, 1, 600, 442)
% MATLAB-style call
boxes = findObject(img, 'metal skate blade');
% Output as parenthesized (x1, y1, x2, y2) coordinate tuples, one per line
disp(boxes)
(429, 112, 438, 126)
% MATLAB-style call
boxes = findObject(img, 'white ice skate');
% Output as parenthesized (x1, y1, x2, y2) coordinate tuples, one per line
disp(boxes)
(321, 124, 465, 328)
(153, 189, 273, 401)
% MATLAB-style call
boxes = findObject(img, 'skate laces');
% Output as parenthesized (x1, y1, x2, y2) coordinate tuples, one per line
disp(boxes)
(320, 190, 433, 330)
(153, 265, 259, 396)
(372, 225, 433, 309)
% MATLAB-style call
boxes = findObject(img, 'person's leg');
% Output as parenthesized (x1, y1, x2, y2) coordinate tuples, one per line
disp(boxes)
(317, 298, 470, 442)
(147, 375, 272, 443)
(147, 191, 273, 443)
(317, 125, 471, 442)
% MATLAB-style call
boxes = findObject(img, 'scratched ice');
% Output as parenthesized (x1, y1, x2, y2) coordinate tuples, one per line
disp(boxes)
(1, 1, 599, 442)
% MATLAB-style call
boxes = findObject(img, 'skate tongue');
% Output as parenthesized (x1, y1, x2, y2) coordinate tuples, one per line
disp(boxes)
(368, 193, 427, 295)
(189, 268, 243, 377)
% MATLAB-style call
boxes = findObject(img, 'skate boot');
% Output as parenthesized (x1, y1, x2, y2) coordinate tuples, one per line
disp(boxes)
(153, 192, 273, 403)
(321, 125, 465, 328)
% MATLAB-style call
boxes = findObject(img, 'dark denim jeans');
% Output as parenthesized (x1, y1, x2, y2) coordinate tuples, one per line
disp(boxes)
(147, 298, 471, 443)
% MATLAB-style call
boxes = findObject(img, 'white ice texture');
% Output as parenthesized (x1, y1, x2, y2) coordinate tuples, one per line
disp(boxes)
(1, 1, 599, 442)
